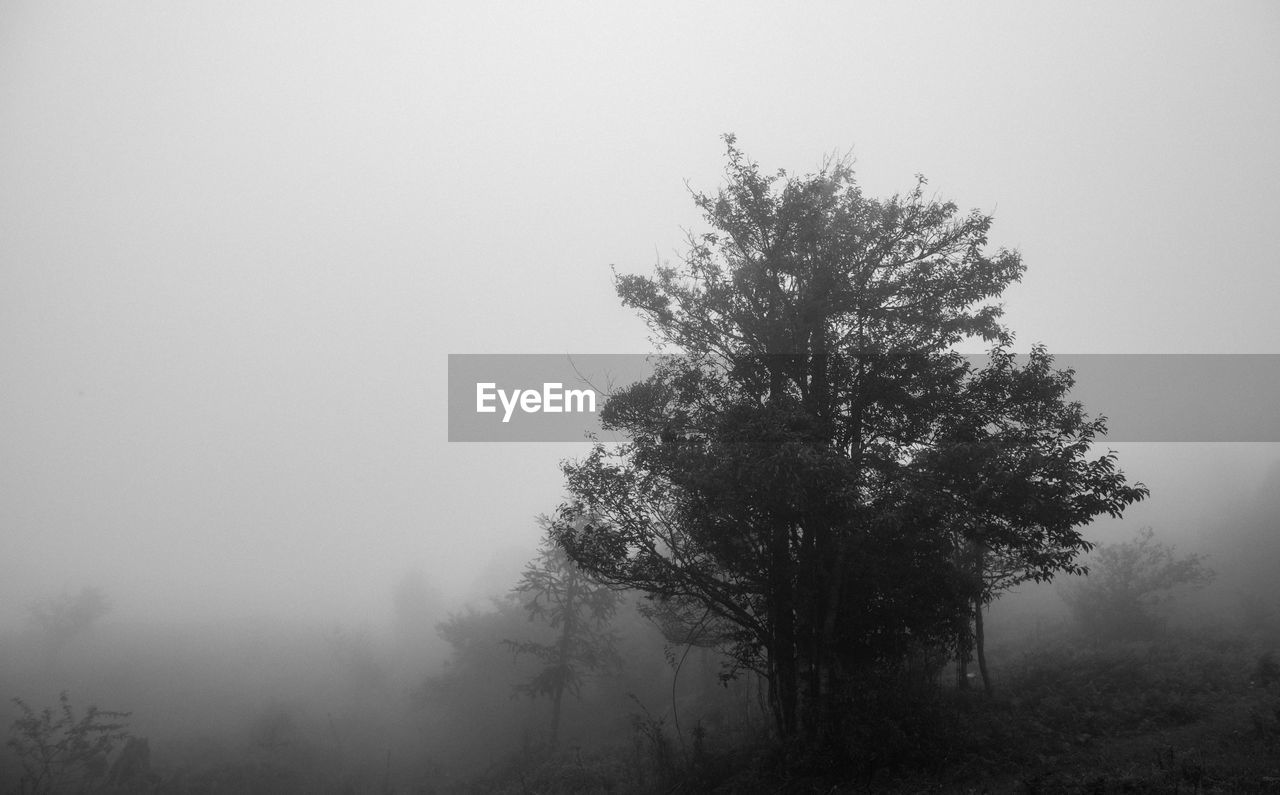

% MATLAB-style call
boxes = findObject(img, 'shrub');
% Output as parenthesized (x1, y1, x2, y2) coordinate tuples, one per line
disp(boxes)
(6, 691, 131, 794)
(1061, 527, 1213, 641)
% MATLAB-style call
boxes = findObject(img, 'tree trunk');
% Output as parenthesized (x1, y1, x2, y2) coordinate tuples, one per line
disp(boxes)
(973, 542, 993, 696)
(974, 596, 992, 696)
(773, 635, 799, 738)
(550, 683, 563, 751)
(956, 609, 973, 690)
(764, 470, 801, 740)
(765, 357, 800, 740)
(549, 583, 578, 750)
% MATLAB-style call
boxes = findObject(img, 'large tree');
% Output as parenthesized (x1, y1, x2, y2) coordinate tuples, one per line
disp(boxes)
(550, 137, 1146, 756)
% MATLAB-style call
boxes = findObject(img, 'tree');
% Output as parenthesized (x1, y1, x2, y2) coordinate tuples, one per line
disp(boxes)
(550, 136, 1147, 759)
(1061, 526, 1214, 640)
(505, 528, 622, 751)
(27, 586, 110, 666)
(416, 596, 545, 769)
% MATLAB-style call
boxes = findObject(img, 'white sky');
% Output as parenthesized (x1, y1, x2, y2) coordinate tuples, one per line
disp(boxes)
(2, 1, 1278, 628)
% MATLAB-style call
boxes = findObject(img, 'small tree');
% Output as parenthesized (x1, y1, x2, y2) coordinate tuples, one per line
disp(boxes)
(505, 526, 622, 751)
(27, 587, 110, 666)
(415, 597, 545, 770)
(1061, 527, 1214, 640)
(7, 691, 131, 794)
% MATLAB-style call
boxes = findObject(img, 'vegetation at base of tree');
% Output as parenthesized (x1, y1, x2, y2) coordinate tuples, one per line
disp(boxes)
(5, 588, 1278, 792)
(421, 628, 1280, 794)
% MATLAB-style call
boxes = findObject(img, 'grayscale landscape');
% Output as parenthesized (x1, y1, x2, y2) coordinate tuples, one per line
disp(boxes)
(2, 3, 1279, 792)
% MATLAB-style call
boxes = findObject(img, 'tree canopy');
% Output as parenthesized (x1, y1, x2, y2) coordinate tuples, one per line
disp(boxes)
(550, 136, 1147, 759)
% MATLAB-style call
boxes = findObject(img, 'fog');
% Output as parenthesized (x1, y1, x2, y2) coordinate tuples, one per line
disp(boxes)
(2, 2, 1279, 791)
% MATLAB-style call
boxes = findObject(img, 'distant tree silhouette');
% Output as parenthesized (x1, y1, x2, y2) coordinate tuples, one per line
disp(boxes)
(1062, 526, 1214, 640)
(505, 526, 621, 751)
(27, 587, 110, 666)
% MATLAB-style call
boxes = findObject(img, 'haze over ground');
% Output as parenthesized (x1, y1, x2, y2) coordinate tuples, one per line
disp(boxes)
(2, 2, 1278, 632)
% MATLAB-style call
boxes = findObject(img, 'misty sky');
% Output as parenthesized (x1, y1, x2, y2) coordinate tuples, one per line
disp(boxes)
(2, 2, 1278, 629)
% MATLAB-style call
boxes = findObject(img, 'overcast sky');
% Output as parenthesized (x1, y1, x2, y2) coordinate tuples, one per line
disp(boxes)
(2, 1, 1278, 629)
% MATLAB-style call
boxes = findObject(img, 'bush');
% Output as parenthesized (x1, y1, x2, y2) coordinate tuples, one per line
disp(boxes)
(6, 691, 131, 794)
(1061, 527, 1213, 641)
(1006, 635, 1251, 738)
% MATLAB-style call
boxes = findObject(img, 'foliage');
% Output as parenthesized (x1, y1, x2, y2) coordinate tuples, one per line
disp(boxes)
(416, 579, 668, 779)
(415, 596, 544, 767)
(1061, 526, 1215, 640)
(434, 627, 1280, 793)
(625, 694, 674, 786)
(26, 587, 110, 665)
(6, 691, 131, 794)
(550, 136, 1147, 755)
(505, 527, 622, 749)
(1009, 638, 1244, 736)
